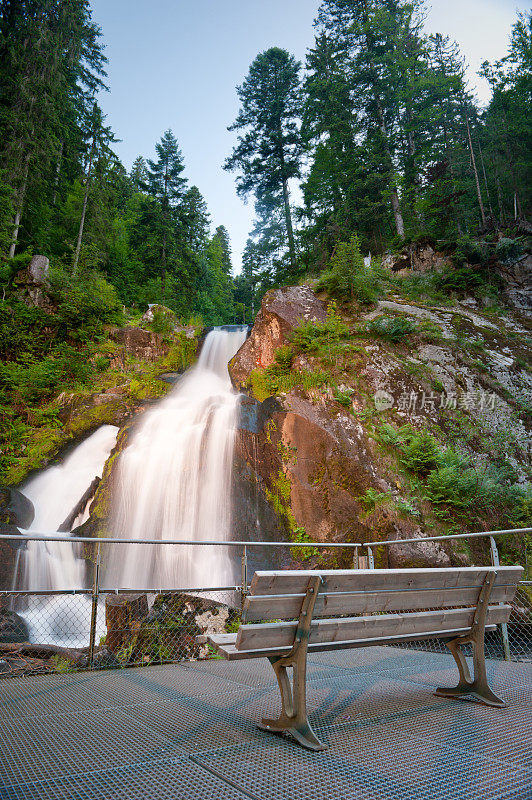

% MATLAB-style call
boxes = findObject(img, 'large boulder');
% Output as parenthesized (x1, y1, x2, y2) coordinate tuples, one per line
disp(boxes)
(0, 486, 34, 528)
(13, 255, 52, 309)
(229, 285, 327, 389)
(109, 326, 168, 361)
(0, 609, 30, 643)
(0, 488, 32, 592)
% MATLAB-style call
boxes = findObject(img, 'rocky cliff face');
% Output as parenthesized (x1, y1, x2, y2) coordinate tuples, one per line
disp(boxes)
(230, 281, 531, 568)
(230, 285, 327, 388)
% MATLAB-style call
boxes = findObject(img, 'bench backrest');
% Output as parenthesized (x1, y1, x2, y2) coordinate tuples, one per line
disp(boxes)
(236, 566, 523, 653)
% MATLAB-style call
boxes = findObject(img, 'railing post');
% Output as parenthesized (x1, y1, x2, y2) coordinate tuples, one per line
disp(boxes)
(490, 536, 511, 661)
(240, 544, 248, 612)
(367, 546, 375, 570)
(88, 541, 101, 669)
(353, 545, 359, 570)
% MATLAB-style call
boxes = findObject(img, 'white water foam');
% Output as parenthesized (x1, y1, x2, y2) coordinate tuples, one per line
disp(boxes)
(104, 327, 247, 591)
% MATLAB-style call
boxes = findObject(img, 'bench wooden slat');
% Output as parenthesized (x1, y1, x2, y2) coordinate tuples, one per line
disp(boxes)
(235, 605, 511, 652)
(207, 625, 500, 661)
(242, 583, 518, 622)
(248, 566, 522, 598)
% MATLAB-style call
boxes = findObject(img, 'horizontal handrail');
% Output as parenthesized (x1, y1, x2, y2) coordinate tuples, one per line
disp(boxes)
(363, 527, 531, 548)
(0, 534, 358, 548)
(1, 580, 529, 597)
(1, 526, 530, 548)
(0, 585, 241, 596)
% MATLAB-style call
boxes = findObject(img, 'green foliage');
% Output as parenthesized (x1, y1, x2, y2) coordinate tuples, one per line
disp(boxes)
(401, 432, 441, 476)
(368, 316, 417, 342)
(290, 527, 319, 561)
(357, 488, 391, 514)
(146, 306, 177, 338)
(495, 238, 525, 264)
(317, 235, 381, 304)
(333, 386, 354, 408)
(377, 423, 531, 526)
(290, 302, 349, 353)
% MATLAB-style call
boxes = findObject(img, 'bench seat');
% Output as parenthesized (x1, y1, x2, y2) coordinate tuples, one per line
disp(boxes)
(206, 624, 499, 661)
(198, 565, 523, 751)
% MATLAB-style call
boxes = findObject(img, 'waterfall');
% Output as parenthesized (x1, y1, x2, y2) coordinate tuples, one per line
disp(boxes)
(19, 425, 118, 645)
(105, 326, 247, 591)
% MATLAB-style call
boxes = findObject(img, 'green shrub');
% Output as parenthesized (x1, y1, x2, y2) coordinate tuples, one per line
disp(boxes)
(317, 234, 381, 303)
(333, 385, 354, 408)
(368, 315, 416, 342)
(147, 306, 177, 338)
(290, 302, 349, 353)
(273, 345, 295, 371)
(495, 237, 524, 264)
(400, 432, 441, 475)
(451, 235, 489, 267)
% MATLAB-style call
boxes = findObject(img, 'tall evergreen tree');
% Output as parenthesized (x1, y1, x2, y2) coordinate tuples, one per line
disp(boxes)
(225, 47, 303, 273)
(212, 225, 232, 275)
(146, 129, 187, 295)
(130, 156, 149, 192)
(72, 102, 115, 275)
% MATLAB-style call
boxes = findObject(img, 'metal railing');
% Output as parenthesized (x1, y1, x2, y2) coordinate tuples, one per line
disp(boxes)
(0, 528, 530, 677)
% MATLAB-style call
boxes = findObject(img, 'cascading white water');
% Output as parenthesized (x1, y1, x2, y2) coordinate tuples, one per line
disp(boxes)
(22, 425, 119, 590)
(105, 327, 247, 590)
(19, 425, 118, 645)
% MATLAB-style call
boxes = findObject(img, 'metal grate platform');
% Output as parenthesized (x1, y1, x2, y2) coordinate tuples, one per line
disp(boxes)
(1, 649, 531, 800)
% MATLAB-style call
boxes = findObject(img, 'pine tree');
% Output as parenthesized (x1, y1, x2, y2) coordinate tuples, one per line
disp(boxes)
(72, 102, 115, 275)
(225, 47, 303, 273)
(180, 186, 210, 252)
(146, 129, 187, 296)
(130, 156, 149, 192)
(212, 225, 232, 275)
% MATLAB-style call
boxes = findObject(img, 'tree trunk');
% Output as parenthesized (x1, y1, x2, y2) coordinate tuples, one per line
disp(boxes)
(464, 112, 487, 228)
(72, 146, 94, 276)
(8, 154, 30, 259)
(161, 229, 167, 300)
(281, 175, 297, 272)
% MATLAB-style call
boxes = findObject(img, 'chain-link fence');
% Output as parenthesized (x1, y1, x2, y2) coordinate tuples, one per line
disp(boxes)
(1, 529, 531, 678)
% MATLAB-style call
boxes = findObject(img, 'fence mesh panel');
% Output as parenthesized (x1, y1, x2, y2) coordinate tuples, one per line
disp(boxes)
(1, 534, 531, 678)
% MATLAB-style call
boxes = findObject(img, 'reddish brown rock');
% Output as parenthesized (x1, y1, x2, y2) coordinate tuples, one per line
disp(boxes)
(229, 285, 327, 389)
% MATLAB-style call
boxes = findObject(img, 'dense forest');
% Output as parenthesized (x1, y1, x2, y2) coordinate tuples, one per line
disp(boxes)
(0, 0, 530, 427)
(1, 1, 530, 317)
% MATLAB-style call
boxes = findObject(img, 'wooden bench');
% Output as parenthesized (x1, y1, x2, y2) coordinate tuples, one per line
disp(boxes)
(201, 566, 523, 751)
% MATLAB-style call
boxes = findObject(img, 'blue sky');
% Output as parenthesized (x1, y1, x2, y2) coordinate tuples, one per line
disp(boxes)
(90, 0, 529, 272)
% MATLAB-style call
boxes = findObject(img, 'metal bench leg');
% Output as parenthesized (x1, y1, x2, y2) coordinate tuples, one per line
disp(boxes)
(258, 575, 327, 751)
(259, 655, 326, 751)
(435, 572, 506, 708)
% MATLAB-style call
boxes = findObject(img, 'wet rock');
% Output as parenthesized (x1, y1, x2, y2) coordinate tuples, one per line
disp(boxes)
(0, 609, 30, 644)
(91, 647, 120, 670)
(0, 486, 35, 528)
(0, 520, 26, 592)
(229, 285, 327, 389)
(117, 593, 239, 664)
(498, 253, 532, 314)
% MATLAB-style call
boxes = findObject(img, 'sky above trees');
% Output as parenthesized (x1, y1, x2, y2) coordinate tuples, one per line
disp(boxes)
(90, 0, 529, 271)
